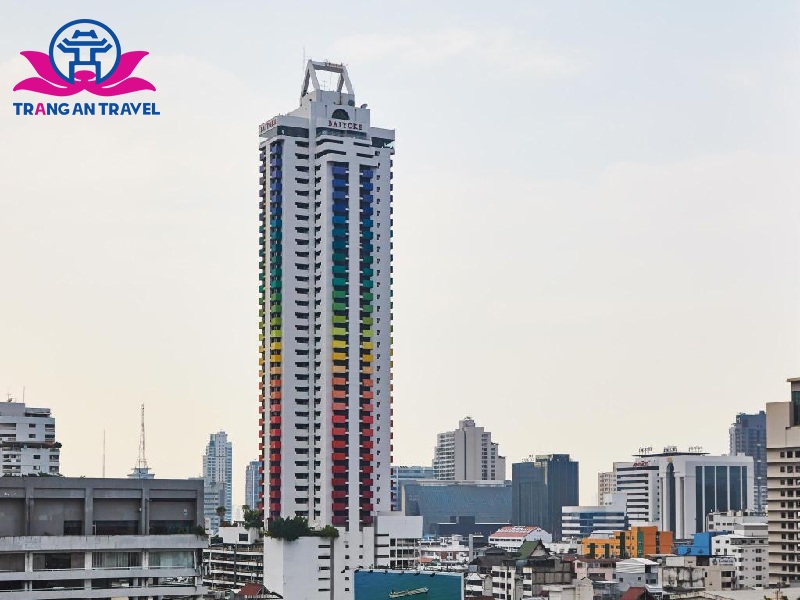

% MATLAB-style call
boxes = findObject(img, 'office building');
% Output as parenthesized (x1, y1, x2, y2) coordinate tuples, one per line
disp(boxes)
(730, 411, 767, 514)
(614, 447, 754, 538)
(0, 401, 59, 476)
(433, 416, 506, 481)
(511, 454, 579, 540)
(0, 476, 206, 599)
(258, 60, 421, 599)
(766, 380, 800, 586)
(561, 492, 628, 539)
(245, 459, 262, 511)
(581, 525, 674, 558)
(401, 479, 511, 536)
(391, 465, 435, 511)
(203, 431, 233, 531)
(598, 471, 615, 504)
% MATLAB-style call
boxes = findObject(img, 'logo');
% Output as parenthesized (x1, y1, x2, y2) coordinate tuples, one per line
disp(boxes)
(14, 19, 155, 96)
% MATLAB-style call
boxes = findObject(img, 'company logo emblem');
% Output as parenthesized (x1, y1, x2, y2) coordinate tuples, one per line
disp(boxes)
(14, 19, 155, 96)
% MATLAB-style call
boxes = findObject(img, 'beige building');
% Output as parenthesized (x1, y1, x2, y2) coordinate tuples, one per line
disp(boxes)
(766, 378, 800, 586)
(433, 416, 506, 481)
(598, 471, 615, 504)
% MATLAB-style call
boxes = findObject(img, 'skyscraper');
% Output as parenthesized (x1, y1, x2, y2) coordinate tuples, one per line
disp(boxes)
(245, 459, 262, 511)
(258, 61, 420, 599)
(730, 411, 766, 514)
(511, 454, 578, 540)
(203, 431, 233, 531)
(432, 416, 506, 481)
(766, 379, 800, 585)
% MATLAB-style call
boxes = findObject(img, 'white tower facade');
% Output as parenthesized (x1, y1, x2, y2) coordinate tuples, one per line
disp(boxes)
(432, 416, 506, 481)
(203, 431, 233, 530)
(0, 401, 60, 476)
(258, 61, 419, 599)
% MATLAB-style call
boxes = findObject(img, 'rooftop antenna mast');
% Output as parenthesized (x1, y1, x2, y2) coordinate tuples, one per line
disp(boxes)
(102, 430, 106, 478)
(135, 404, 148, 470)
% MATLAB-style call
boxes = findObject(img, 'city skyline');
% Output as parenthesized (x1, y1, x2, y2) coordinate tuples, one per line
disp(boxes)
(1, 2, 798, 507)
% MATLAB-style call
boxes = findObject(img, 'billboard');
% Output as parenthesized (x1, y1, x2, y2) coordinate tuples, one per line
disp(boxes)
(354, 570, 463, 600)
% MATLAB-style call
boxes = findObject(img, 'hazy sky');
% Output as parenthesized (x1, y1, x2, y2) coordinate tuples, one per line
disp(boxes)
(1, 2, 799, 507)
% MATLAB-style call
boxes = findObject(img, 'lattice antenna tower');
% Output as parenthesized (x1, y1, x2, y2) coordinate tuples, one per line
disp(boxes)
(135, 404, 149, 470)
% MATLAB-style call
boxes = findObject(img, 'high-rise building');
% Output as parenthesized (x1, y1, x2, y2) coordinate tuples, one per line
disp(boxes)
(432, 416, 506, 481)
(258, 60, 421, 599)
(391, 465, 435, 511)
(730, 411, 767, 514)
(615, 447, 754, 539)
(511, 454, 579, 540)
(203, 431, 233, 531)
(597, 471, 615, 504)
(766, 379, 800, 585)
(245, 459, 262, 511)
(0, 401, 59, 476)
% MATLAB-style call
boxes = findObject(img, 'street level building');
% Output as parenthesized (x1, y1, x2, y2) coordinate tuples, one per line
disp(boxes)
(0, 476, 206, 599)
(0, 401, 59, 476)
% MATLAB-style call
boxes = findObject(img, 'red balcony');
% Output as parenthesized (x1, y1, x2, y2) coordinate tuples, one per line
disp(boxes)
(258, 442, 264, 451)
(332, 415, 347, 424)
(332, 516, 348, 525)
(269, 440, 281, 449)
(270, 491, 280, 499)
(258, 418, 265, 427)
(269, 453, 280, 462)
(360, 453, 373, 462)
(361, 378, 374, 387)
(270, 416, 281, 425)
(270, 390, 281, 399)
(361, 490, 374, 499)
(332, 490, 348, 499)
(332, 440, 347, 449)
(270, 403, 281, 412)
(362, 466, 373, 474)
(362, 391, 374, 400)
(361, 428, 373, 437)
(332, 452, 347, 461)
(332, 477, 347, 487)
(332, 427, 348, 436)
(361, 441, 373, 449)
(332, 502, 347, 511)
(270, 502, 281, 512)
(361, 515, 374, 525)
(270, 477, 280, 487)
(332, 390, 346, 399)
(332, 465, 347, 474)
(361, 416, 374, 424)
(332, 377, 347, 386)
(332, 402, 348, 412)
(360, 479, 373, 487)
(270, 466, 281, 474)
(360, 503, 374, 511)
(258, 381, 264, 389)
(360, 403, 373, 412)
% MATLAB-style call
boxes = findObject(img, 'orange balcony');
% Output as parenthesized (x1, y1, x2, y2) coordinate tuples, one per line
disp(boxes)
(270, 366, 282, 375)
(269, 453, 280, 461)
(362, 391, 374, 400)
(333, 365, 347, 374)
(258, 382, 264, 390)
(360, 403, 373, 412)
(361, 378, 374, 387)
(361, 428, 374, 436)
(332, 415, 347, 424)
(332, 402, 348, 412)
(270, 403, 281, 412)
(361, 441, 374, 449)
(269, 440, 281, 449)
(362, 366, 373, 374)
(332, 377, 347, 386)
(270, 391, 281, 399)
(360, 453, 373, 461)
(332, 390, 346, 399)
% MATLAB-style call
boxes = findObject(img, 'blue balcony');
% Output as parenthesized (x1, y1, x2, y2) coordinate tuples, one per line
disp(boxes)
(360, 207, 373, 217)
(333, 240, 348, 250)
(360, 195, 373, 204)
(270, 158, 282, 167)
(270, 182, 283, 192)
(360, 218, 373, 227)
(332, 228, 348, 238)
(360, 182, 374, 192)
(333, 202, 348, 214)
(360, 169, 374, 179)
(332, 166, 348, 176)
(361, 243, 373, 252)
(333, 190, 347, 201)
(333, 215, 348, 225)
(361, 231, 373, 240)
(333, 178, 348, 190)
